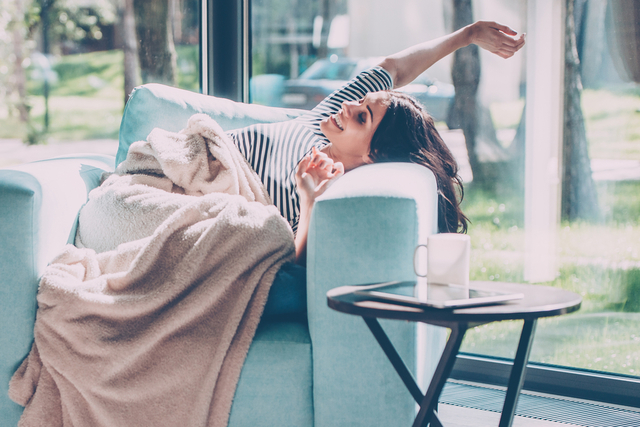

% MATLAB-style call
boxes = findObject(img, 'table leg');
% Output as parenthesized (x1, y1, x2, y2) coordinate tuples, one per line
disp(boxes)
(498, 319, 538, 427)
(363, 317, 468, 427)
(413, 323, 467, 427)
(363, 316, 424, 404)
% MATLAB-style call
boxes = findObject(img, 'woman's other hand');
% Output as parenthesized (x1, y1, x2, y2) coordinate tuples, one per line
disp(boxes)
(295, 146, 345, 204)
(469, 21, 525, 59)
(294, 147, 344, 265)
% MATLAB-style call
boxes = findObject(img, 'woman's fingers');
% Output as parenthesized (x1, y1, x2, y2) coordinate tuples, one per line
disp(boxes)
(297, 148, 346, 200)
(487, 21, 517, 36)
(328, 161, 345, 178)
(497, 34, 526, 58)
(473, 21, 525, 58)
(296, 155, 311, 178)
(315, 157, 333, 171)
(310, 147, 332, 169)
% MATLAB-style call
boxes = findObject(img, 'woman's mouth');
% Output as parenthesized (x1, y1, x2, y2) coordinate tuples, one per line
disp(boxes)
(332, 114, 344, 131)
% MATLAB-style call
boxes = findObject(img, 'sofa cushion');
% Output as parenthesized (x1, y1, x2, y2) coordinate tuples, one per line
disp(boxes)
(117, 84, 305, 166)
(228, 320, 313, 427)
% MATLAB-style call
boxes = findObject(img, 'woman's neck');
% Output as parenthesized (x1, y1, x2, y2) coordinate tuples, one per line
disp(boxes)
(321, 144, 364, 172)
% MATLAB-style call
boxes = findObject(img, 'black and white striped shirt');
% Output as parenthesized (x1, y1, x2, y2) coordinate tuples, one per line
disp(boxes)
(227, 66, 393, 233)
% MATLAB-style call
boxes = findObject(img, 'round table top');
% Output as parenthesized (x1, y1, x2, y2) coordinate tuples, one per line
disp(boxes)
(327, 281, 582, 325)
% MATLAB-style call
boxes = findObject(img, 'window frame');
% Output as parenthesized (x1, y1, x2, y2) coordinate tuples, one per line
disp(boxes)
(203, 0, 250, 102)
(452, 353, 640, 407)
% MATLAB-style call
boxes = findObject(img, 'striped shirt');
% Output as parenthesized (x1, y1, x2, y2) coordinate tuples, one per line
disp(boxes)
(227, 66, 393, 233)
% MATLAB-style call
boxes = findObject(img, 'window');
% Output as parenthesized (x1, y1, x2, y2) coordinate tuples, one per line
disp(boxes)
(1, 0, 200, 167)
(451, 0, 640, 405)
(224, 0, 640, 406)
(4, 0, 639, 407)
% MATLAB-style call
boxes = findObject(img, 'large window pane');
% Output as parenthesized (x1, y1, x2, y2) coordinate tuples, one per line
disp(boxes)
(1, 0, 200, 168)
(248, 0, 640, 387)
(250, 0, 347, 107)
(459, 0, 640, 380)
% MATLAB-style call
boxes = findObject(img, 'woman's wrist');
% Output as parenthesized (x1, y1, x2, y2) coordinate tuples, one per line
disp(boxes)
(461, 22, 478, 47)
(298, 194, 315, 212)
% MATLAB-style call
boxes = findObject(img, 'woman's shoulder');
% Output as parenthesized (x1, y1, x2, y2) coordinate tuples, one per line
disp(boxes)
(357, 65, 394, 88)
(308, 65, 393, 115)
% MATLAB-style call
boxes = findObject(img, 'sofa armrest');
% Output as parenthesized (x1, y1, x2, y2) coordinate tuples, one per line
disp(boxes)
(0, 154, 115, 425)
(306, 162, 439, 427)
(118, 84, 305, 166)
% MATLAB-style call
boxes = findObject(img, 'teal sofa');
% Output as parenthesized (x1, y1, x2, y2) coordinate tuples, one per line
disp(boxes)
(0, 83, 442, 426)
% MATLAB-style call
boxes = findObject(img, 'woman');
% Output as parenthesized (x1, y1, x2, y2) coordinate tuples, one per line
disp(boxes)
(293, 21, 525, 264)
(226, 21, 525, 266)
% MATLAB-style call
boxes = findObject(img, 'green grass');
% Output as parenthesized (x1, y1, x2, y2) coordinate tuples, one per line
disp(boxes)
(461, 313, 640, 376)
(460, 176, 640, 375)
(583, 88, 640, 160)
(1, 45, 199, 142)
(490, 88, 640, 160)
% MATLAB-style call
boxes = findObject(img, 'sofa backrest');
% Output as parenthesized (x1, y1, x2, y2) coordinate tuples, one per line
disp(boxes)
(117, 84, 305, 166)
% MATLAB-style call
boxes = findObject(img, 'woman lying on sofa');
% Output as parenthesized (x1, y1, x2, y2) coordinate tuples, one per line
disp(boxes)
(225, 20, 525, 266)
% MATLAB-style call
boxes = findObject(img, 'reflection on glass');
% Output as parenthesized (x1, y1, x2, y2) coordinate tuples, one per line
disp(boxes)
(249, 0, 454, 126)
(250, 0, 348, 107)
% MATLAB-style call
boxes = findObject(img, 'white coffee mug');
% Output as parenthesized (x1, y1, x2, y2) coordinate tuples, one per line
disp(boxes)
(415, 233, 470, 288)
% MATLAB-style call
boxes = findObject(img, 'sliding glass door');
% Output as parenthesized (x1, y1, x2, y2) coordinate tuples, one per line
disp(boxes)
(206, 0, 640, 406)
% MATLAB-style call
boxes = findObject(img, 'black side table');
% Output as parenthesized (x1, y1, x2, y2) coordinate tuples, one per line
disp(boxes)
(327, 281, 582, 427)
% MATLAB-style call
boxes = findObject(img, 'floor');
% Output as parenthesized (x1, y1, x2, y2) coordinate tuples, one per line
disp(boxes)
(439, 404, 581, 427)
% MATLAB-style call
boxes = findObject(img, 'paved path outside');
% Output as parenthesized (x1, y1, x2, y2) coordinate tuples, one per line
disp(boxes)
(439, 129, 640, 183)
(0, 138, 119, 168)
(2, 134, 640, 182)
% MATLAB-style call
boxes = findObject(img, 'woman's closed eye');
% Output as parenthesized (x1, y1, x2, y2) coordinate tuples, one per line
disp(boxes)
(358, 112, 367, 124)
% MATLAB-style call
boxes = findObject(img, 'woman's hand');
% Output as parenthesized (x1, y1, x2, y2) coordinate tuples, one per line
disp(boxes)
(380, 20, 525, 89)
(295, 147, 345, 204)
(293, 147, 344, 266)
(468, 21, 526, 59)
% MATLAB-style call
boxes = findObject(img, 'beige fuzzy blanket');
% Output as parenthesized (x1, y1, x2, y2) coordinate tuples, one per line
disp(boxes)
(9, 114, 295, 427)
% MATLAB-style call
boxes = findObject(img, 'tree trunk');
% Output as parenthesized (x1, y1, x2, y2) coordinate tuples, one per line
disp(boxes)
(450, 0, 481, 180)
(123, 0, 139, 104)
(41, 0, 51, 131)
(133, 0, 177, 85)
(13, 0, 29, 122)
(449, 0, 507, 184)
(561, 0, 599, 221)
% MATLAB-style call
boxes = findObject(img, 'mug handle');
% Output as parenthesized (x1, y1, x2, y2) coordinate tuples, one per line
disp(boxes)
(413, 244, 428, 278)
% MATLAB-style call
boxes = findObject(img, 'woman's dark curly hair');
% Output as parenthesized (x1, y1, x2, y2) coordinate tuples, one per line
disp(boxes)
(368, 91, 469, 233)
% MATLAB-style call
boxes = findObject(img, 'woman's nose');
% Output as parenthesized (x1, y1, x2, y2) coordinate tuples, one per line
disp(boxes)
(342, 100, 358, 116)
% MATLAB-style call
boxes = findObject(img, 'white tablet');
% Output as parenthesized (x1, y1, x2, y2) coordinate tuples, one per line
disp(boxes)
(354, 281, 523, 309)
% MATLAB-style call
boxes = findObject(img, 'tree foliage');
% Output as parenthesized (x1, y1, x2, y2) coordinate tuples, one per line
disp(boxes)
(39, 0, 116, 48)
(0, 0, 39, 135)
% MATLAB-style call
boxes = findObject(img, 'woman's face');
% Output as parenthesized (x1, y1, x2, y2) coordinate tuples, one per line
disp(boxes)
(320, 91, 390, 169)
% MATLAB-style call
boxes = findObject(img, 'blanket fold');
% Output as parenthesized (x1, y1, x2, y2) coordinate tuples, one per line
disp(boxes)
(9, 114, 295, 427)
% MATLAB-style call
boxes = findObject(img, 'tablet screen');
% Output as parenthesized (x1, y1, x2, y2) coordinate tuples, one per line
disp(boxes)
(354, 281, 523, 309)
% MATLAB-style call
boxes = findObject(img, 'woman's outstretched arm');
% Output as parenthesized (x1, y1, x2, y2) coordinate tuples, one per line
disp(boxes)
(380, 21, 525, 89)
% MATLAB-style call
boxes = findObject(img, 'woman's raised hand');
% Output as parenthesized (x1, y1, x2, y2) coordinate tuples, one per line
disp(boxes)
(469, 21, 525, 59)
(295, 146, 344, 203)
